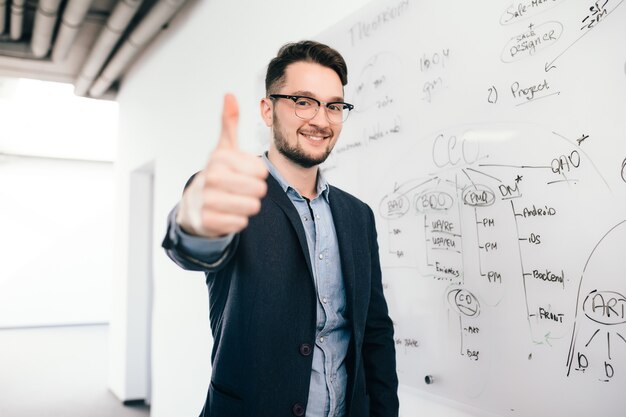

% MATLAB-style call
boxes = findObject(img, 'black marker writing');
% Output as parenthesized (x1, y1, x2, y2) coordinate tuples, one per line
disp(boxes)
(581, 0, 609, 30)
(349, 0, 409, 46)
(500, 0, 567, 25)
(502, 21, 562, 63)
(420, 48, 450, 72)
(577, 134, 589, 145)
(487, 85, 498, 103)
(511, 79, 550, 100)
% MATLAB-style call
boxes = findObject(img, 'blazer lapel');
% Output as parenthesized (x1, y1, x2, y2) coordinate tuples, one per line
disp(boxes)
(328, 188, 357, 319)
(266, 175, 314, 279)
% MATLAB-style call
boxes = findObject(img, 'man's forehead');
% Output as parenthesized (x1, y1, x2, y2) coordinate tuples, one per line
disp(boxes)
(282, 61, 344, 99)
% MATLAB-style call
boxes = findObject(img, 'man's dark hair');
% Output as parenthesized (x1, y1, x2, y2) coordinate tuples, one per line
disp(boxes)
(265, 40, 348, 95)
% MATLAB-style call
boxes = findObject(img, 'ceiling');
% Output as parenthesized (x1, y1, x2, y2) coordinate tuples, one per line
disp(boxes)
(0, 0, 190, 99)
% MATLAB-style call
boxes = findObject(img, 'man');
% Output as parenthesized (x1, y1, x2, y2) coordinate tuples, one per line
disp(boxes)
(162, 40, 398, 417)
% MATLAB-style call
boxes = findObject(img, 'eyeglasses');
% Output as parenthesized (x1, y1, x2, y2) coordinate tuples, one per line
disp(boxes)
(269, 94, 354, 124)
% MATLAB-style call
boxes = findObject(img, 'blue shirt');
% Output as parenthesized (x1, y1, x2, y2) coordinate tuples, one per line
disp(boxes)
(173, 154, 351, 417)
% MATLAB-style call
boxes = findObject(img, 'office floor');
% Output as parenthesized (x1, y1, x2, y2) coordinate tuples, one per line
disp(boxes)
(0, 324, 150, 417)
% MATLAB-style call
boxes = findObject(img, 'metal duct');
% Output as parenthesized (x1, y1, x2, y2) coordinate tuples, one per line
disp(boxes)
(74, 0, 143, 96)
(0, 0, 6, 34)
(31, 0, 63, 58)
(52, 0, 94, 61)
(88, 0, 188, 98)
(10, 0, 26, 41)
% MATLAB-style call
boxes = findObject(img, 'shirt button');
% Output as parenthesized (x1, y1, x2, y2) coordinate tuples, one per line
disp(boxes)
(318, 254, 324, 260)
(319, 336, 325, 343)
(316, 214, 320, 219)
(292, 403, 305, 416)
(322, 297, 328, 304)
(299, 343, 312, 356)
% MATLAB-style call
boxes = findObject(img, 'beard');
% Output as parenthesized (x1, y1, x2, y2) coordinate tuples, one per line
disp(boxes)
(272, 113, 334, 168)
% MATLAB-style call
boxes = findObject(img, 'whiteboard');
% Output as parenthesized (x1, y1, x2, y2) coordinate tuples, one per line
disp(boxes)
(315, 0, 626, 416)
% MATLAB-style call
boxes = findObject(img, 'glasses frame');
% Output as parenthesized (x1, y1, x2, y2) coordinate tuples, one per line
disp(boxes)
(268, 94, 354, 124)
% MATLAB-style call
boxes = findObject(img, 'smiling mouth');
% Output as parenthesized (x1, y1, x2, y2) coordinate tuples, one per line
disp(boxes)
(299, 131, 331, 142)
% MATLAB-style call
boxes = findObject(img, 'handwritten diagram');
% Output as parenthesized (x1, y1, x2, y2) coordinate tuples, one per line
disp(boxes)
(567, 221, 626, 383)
(319, 0, 626, 413)
(376, 122, 613, 352)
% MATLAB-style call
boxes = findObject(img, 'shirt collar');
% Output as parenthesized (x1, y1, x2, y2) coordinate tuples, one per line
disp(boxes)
(262, 152, 330, 202)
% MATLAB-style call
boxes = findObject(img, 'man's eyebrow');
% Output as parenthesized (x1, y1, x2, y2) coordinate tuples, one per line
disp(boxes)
(291, 90, 345, 102)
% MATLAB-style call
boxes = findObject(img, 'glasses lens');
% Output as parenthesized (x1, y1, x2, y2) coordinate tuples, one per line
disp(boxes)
(326, 104, 341, 124)
(290, 96, 352, 124)
(327, 103, 351, 123)
(293, 97, 319, 120)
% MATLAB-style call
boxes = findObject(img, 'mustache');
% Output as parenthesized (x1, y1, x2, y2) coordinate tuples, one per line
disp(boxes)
(298, 127, 332, 137)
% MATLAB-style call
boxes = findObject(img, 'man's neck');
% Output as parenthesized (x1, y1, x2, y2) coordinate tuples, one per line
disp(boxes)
(267, 148, 319, 200)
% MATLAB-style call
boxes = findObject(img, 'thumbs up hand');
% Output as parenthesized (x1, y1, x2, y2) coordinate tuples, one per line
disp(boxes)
(177, 94, 268, 239)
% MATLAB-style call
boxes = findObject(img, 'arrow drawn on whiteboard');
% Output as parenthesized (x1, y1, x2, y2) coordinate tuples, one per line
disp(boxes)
(544, 0, 624, 72)
(545, 62, 557, 72)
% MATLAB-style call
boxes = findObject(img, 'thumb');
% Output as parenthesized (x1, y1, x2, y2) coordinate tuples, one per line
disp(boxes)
(217, 93, 239, 149)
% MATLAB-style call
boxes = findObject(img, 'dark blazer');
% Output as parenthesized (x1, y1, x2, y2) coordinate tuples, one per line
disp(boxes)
(163, 174, 399, 417)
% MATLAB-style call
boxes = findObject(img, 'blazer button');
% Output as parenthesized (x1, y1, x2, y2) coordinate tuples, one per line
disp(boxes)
(292, 403, 305, 416)
(299, 343, 312, 356)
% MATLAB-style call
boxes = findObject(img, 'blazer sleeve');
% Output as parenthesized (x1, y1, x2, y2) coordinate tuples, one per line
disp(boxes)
(362, 206, 400, 416)
(162, 205, 239, 272)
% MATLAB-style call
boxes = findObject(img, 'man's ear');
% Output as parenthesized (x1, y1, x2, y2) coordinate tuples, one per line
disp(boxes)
(260, 98, 273, 127)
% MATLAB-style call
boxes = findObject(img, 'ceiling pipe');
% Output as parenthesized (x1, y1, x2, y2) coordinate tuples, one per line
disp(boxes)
(74, 0, 143, 96)
(88, 0, 188, 98)
(52, 0, 94, 62)
(31, 0, 63, 58)
(10, 0, 26, 40)
(0, 0, 6, 34)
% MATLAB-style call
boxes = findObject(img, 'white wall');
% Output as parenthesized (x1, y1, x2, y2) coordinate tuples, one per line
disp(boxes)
(113, 1, 481, 416)
(0, 157, 114, 327)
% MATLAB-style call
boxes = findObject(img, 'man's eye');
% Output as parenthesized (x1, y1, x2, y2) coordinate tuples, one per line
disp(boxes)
(295, 99, 313, 107)
(327, 104, 342, 112)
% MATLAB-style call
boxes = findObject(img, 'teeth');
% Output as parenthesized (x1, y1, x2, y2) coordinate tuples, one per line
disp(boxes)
(302, 133, 325, 141)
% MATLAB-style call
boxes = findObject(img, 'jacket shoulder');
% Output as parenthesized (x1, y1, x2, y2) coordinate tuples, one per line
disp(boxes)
(329, 185, 373, 216)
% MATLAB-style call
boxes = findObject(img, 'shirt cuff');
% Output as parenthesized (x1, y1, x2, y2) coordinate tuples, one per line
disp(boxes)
(170, 206, 234, 262)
